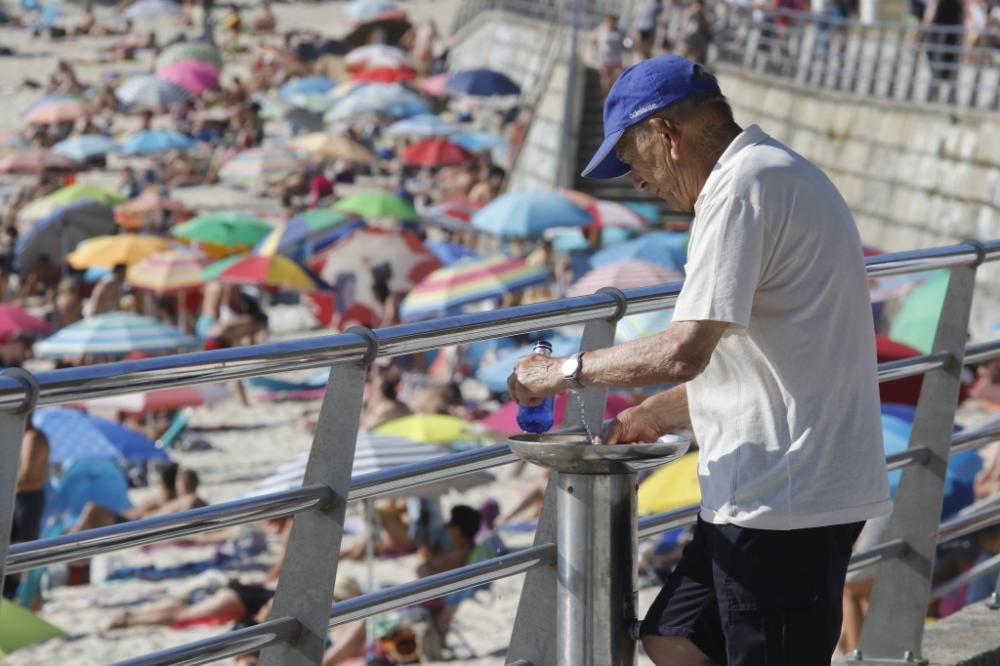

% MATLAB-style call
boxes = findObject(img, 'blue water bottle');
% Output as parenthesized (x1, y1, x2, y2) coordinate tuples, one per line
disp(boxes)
(516, 339, 555, 433)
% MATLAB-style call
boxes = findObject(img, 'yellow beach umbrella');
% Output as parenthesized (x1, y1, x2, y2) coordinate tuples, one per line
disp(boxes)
(375, 413, 488, 445)
(636, 452, 701, 516)
(66, 234, 172, 270)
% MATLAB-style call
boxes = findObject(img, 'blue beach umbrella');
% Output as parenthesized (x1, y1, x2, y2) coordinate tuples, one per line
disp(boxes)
(35, 311, 198, 358)
(33, 408, 169, 463)
(472, 191, 592, 239)
(446, 68, 521, 97)
(550, 226, 632, 254)
(450, 131, 507, 152)
(387, 114, 462, 137)
(120, 129, 195, 155)
(116, 74, 192, 108)
(589, 231, 689, 272)
(52, 134, 118, 162)
(279, 76, 337, 100)
(324, 83, 429, 121)
(344, 0, 397, 20)
(476, 335, 580, 392)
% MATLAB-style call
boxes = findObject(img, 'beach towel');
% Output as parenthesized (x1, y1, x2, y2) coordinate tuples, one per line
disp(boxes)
(0, 598, 67, 655)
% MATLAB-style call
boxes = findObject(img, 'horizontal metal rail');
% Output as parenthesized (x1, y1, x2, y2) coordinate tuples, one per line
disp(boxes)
(937, 501, 1000, 544)
(10, 340, 1000, 574)
(117, 544, 556, 666)
(0, 241, 993, 412)
(929, 551, 1000, 602)
(111, 617, 301, 666)
(848, 538, 908, 572)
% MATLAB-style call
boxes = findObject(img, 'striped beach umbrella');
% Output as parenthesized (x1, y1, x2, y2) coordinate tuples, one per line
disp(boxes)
(157, 41, 223, 69)
(323, 83, 429, 121)
(126, 248, 208, 293)
(120, 129, 195, 155)
(157, 60, 220, 95)
(35, 312, 198, 358)
(421, 198, 481, 231)
(311, 227, 441, 294)
(116, 74, 192, 108)
(400, 255, 549, 321)
(400, 138, 475, 167)
(172, 212, 273, 248)
(0, 149, 77, 174)
(114, 193, 195, 230)
(567, 260, 682, 297)
(219, 146, 305, 185)
(52, 134, 119, 162)
(254, 210, 351, 256)
(214, 254, 319, 291)
(472, 191, 591, 239)
(67, 234, 173, 269)
(23, 94, 92, 125)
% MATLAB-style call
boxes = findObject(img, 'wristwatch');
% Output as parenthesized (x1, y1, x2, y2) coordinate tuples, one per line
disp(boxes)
(561, 352, 585, 390)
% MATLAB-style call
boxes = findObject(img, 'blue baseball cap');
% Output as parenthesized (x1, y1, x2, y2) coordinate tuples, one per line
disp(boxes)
(581, 56, 722, 180)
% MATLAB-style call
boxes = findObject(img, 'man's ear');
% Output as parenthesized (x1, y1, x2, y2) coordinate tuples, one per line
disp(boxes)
(647, 116, 682, 161)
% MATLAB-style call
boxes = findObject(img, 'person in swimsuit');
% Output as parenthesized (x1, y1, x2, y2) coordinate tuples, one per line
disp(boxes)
(3, 412, 49, 599)
(68, 462, 183, 532)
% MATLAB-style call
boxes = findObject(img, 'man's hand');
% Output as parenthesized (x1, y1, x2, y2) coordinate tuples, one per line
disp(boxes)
(507, 354, 567, 406)
(599, 404, 663, 445)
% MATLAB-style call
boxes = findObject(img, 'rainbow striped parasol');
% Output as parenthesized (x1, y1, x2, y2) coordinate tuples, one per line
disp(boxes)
(400, 255, 549, 321)
(126, 249, 208, 293)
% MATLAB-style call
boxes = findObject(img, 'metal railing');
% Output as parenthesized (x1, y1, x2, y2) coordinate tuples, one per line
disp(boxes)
(0, 239, 999, 665)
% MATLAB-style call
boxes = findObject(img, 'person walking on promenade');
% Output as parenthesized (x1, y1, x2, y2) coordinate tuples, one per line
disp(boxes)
(506, 55, 891, 665)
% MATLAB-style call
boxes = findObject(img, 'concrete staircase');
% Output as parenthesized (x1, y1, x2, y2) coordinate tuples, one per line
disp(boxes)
(572, 67, 692, 228)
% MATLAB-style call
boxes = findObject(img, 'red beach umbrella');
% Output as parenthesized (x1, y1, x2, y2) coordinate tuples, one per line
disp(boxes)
(400, 138, 476, 168)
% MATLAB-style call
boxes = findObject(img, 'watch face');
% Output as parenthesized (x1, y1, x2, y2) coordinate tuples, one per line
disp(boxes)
(561, 355, 580, 378)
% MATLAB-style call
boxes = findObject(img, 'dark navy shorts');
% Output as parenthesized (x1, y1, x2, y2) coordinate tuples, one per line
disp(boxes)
(640, 517, 864, 666)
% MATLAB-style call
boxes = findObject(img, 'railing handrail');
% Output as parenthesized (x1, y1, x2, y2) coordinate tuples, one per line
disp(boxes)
(0, 240, 995, 412)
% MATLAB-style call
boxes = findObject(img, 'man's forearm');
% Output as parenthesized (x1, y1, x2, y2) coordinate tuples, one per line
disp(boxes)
(578, 325, 715, 388)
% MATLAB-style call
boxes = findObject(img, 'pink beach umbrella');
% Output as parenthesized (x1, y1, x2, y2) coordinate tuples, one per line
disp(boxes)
(157, 60, 220, 96)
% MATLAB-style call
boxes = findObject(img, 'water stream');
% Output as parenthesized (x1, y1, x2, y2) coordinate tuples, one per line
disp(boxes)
(570, 389, 597, 445)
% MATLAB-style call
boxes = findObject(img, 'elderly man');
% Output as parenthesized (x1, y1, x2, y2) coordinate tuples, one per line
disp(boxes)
(507, 56, 891, 665)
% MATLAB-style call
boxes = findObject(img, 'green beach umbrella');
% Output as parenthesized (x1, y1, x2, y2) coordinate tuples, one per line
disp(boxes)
(889, 270, 949, 354)
(172, 212, 273, 248)
(157, 41, 223, 69)
(0, 599, 67, 655)
(332, 191, 419, 222)
(201, 254, 245, 280)
(19, 183, 125, 223)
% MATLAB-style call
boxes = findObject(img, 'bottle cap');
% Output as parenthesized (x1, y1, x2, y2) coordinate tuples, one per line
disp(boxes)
(533, 339, 553, 354)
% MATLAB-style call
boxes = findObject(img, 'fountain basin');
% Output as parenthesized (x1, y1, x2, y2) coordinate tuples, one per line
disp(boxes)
(507, 432, 690, 474)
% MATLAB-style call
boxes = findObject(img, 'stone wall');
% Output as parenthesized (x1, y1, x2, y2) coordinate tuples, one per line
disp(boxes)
(716, 64, 1000, 334)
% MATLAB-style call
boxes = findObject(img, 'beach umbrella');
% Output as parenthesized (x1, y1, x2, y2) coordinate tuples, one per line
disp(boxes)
(214, 254, 320, 291)
(480, 392, 635, 435)
(120, 129, 195, 155)
(375, 413, 489, 445)
(550, 226, 631, 254)
(351, 66, 417, 83)
(35, 311, 198, 358)
(424, 240, 480, 266)
(475, 335, 581, 393)
(400, 137, 476, 167)
(254, 209, 352, 256)
(637, 453, 701, 515)
(78, 383, 230, 414)
(625, 201, 662, 225)
(52, 134, 119, 162)
(157, 40, 223, 69)
(386, 114, 462, 138)
(116, 74, 192, 108)
(23, 94, 92, 125)
(421, 199, 481, 230)
(172, 212, 273, 248)
(418, 73, 449, 97)
(66, 234, 172, 270)
(201, 254, 245, 280)
(332, 191, 419, 222)
(344, 44, 412, 71)
(889, 270, 949, 354)
(0, 149, 78, 174)
(0, 599, 66, 655)
(32, 407, 169, 462)
(400, 255, 549, 321)
(589, 231, 689, 272)
(289, 132, 377, 164)
(114, 193, 195, 230)
(16, 201, 117, 273)
(560, 189, 649, 229)
(219, 146, 305, 185)
(279, 75, 336, 100)
(445, 68, 521, 97)
(323, 83, 429, 121)
(450, 131, 506, 153)
(472, 191, 591, 239)
(283, 92, 336, 115)
(615, 309, 674, 343)
(0, 304, 50, 342)
(125, 0, 181, 19)
(344, 0, 398, 20)
(126, 248, 207, 293)
(567, 260, 682, 297)
(19, 183, 124, 223)
(157, 60, 220, 95)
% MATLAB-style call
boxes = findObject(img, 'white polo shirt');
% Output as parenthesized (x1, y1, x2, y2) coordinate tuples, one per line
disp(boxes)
(672, 124, 892, 530)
